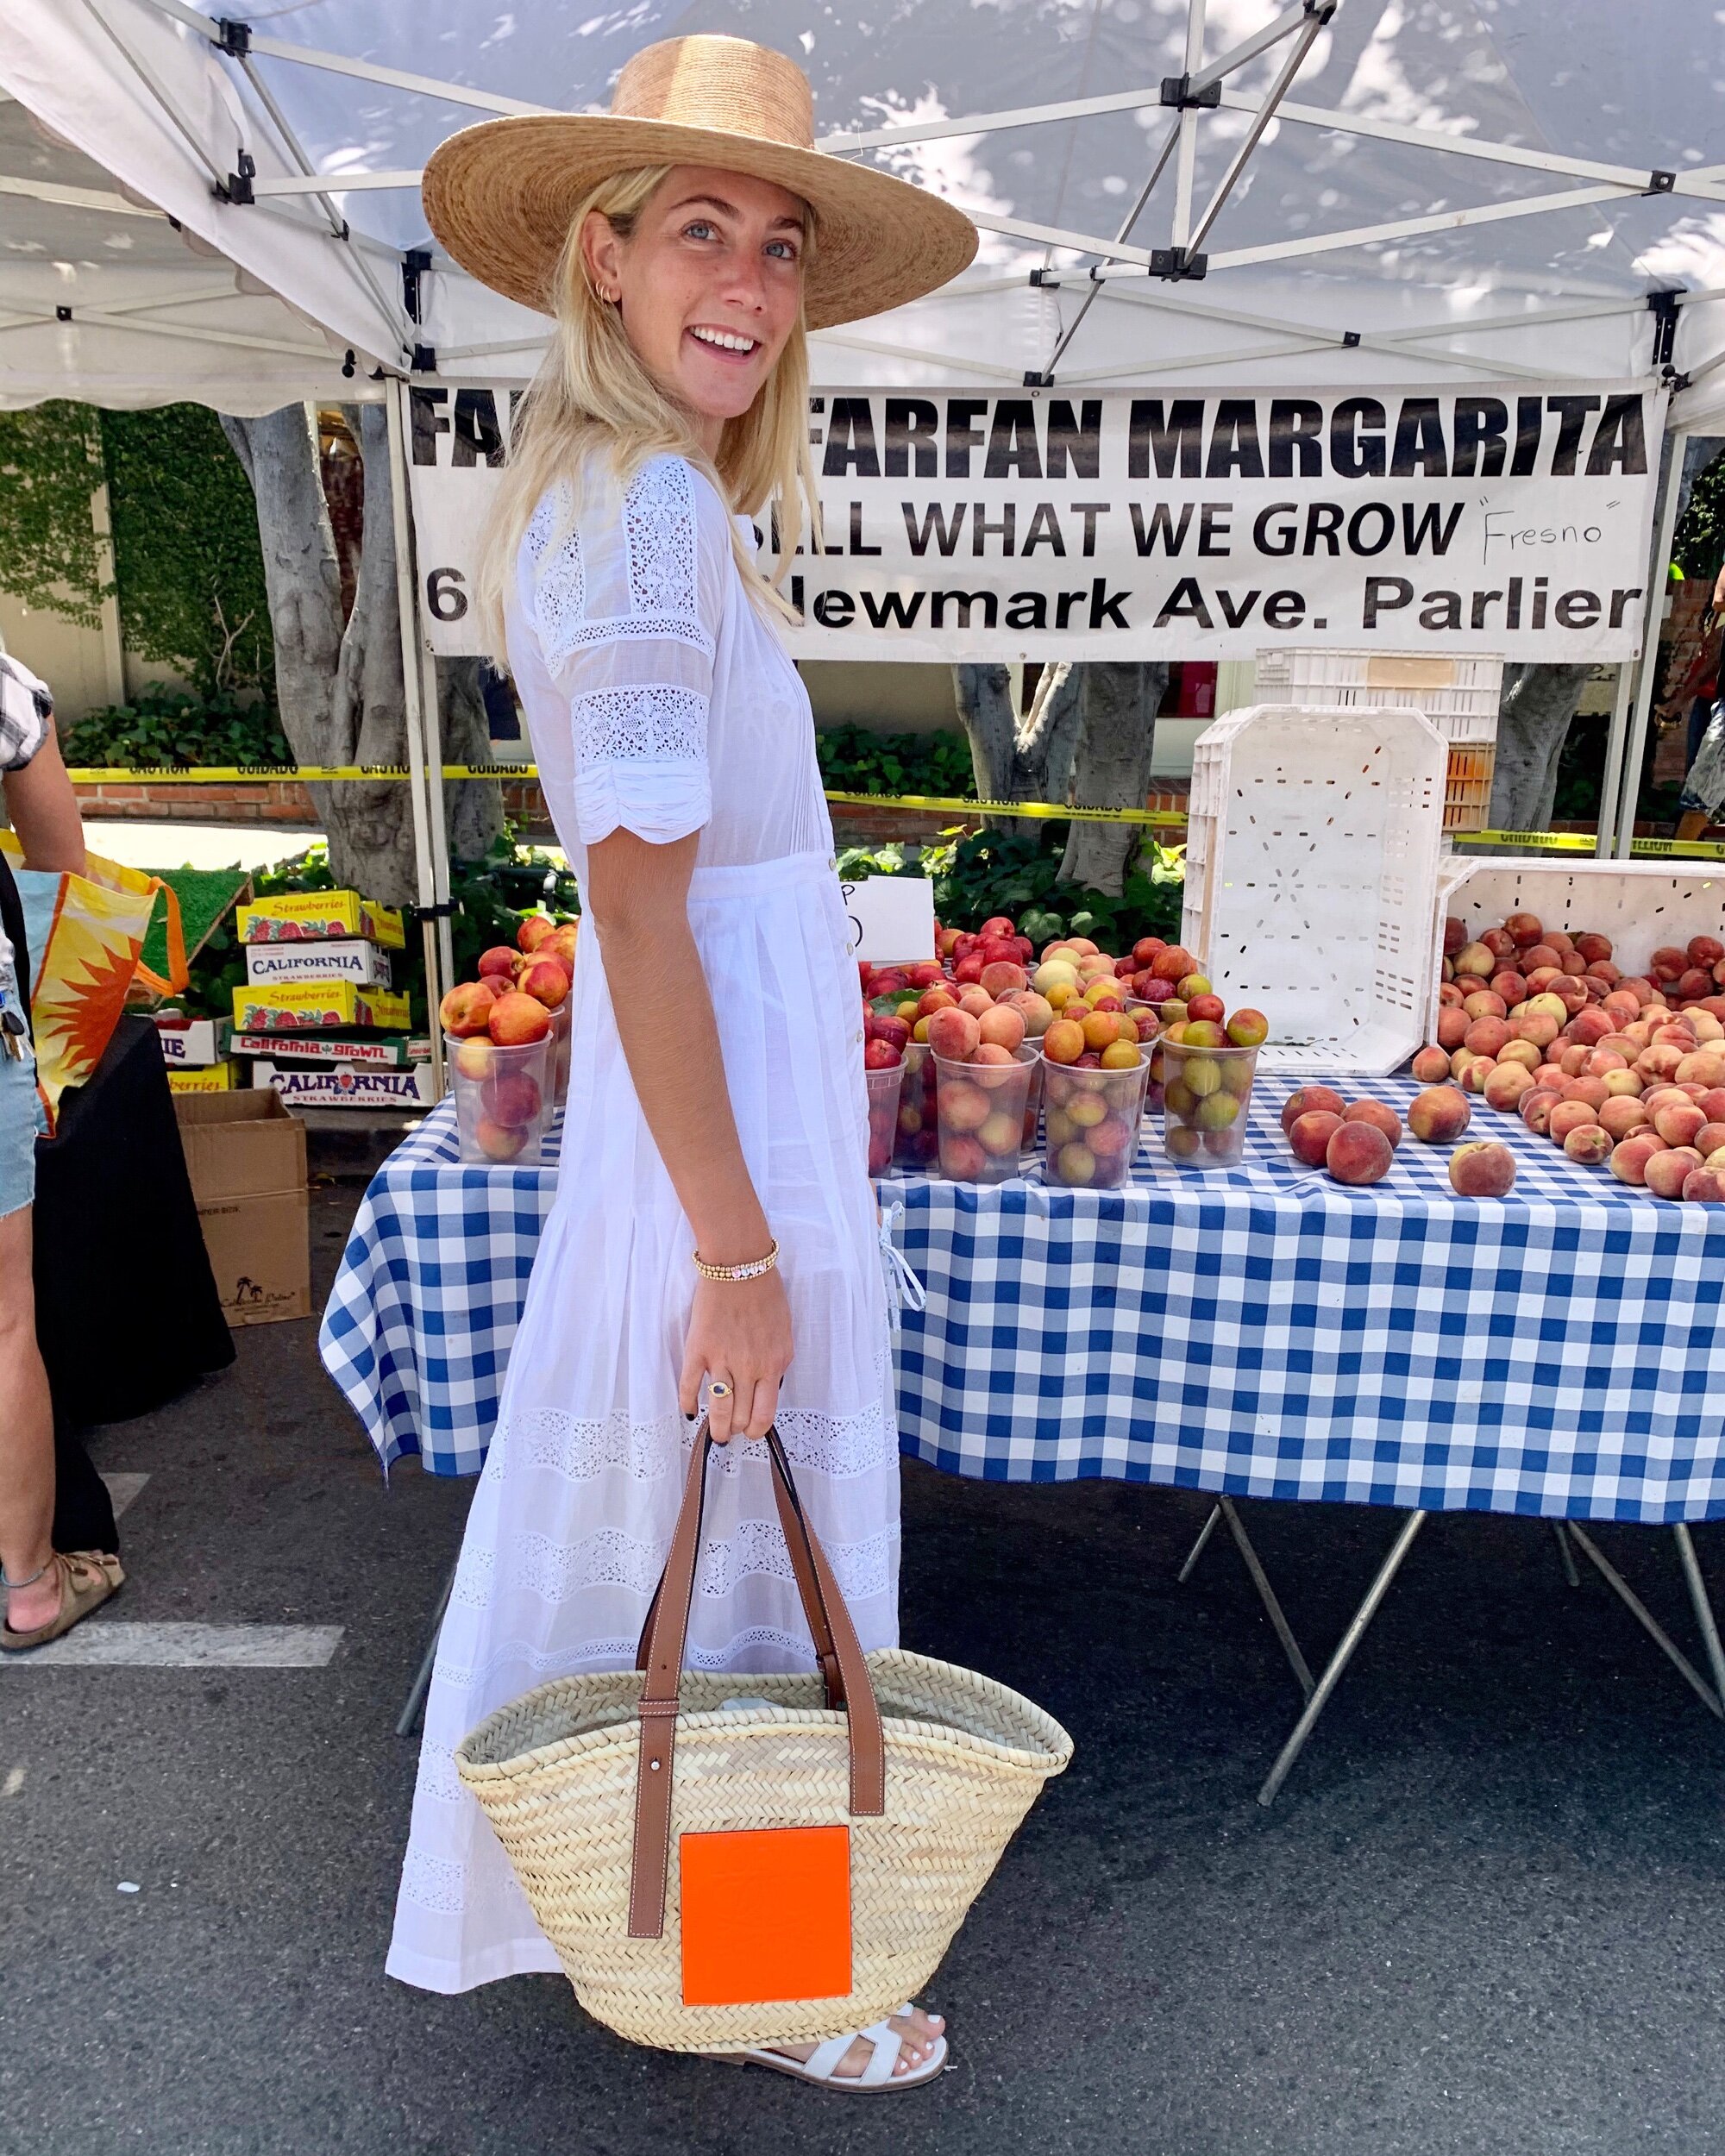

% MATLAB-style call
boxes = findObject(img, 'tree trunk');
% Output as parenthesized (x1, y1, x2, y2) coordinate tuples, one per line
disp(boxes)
(1058, 662, 1168, 893)
(439, 656, 506, 862)
(222, 402, 501, 906)
(950, 660, 1083, 837)
(1489, 662, 1592, 834)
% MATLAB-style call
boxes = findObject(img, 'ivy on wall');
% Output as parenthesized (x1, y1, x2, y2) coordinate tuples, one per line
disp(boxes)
(0, 399, 273, 699)
(101, 404, 273, 696)
(0, 402, 111, 630)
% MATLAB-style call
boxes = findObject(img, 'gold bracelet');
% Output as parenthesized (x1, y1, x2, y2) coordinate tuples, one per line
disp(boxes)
(692, 1238, 780, 1282)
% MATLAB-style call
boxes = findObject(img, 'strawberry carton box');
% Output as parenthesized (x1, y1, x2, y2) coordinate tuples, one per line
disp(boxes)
(235, 890, 405, 950)
(229, 1031, 429, 1068)
(249, 1060, 436, 1109)
(232, 982, 411, 1031)
(243, 938, 393, 987)
(153, 1013, 233, 1068)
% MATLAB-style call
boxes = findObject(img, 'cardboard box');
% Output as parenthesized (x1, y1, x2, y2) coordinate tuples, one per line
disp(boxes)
(230, 1031, 430, 1067)
(173, 1091, 310, 1327)
(249, 1059, 435, 1108)
(236, 890, 406, 950)
(154, 1014, 233, 1068)
(167, 1062, 237, 1094)
(233, 982, 411, 1031)
(244, 939, 393, 987)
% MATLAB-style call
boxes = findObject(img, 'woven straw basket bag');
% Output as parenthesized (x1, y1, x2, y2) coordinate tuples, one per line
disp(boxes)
(456, 1424, 1072, 2052)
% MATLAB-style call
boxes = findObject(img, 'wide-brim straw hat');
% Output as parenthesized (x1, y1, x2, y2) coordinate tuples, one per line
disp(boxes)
(423, 34, 978, 330)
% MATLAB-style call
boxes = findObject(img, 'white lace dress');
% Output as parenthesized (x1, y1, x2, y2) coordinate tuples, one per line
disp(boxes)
(387, 452, 899, 1995)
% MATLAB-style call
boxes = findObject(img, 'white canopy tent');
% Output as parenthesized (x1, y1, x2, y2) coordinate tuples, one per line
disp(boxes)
(1, 0, 1722, 967)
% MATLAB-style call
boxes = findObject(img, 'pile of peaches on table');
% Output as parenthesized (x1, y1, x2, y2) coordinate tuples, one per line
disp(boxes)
(1408, 910, 1725, 1204)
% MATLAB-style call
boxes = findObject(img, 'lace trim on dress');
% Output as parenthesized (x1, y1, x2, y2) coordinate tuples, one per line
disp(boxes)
(431, 1635, 639, 1695)
(498, 1407, 677, 1482)
(625, 456, 700, 622)
(687, 1395, 897, 1482)
(494, 1520, 899, 1608)
(687, 1626, 819, 1671)
(524, 486, 586, 675)
(555, 611, 713, 661)
(574, 684, 707, 764)
(414, 1741, 467, 1808)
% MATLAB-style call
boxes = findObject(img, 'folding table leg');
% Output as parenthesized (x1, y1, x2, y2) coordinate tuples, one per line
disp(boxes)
(1563, 1524, 1723, 1722)
(1552, 1521, 1580, 1588)
(1257, 1510, 1428, 1808)
(396, 1559, 457, 1738)
(1176, 1502, 1221, 1583)
(1175, 1498, 1314, 1697)
(1674, 1526, 1725, 1712)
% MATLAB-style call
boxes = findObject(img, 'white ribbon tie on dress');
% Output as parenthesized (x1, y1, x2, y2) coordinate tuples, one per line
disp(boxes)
(877, 1201, 926, 1334)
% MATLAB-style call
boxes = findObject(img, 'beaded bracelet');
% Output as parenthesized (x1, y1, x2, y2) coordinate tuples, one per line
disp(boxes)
(692, 1238, 781, 1282)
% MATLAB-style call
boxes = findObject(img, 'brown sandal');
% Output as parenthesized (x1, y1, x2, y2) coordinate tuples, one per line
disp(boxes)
(0, 1550, 125, 1651)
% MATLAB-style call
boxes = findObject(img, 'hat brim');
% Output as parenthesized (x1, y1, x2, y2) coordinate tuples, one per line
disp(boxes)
(422, 113, 979, 330)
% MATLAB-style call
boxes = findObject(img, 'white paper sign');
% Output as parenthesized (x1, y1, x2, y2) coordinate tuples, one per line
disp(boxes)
(407, 379, 1664, 663)
(841, 876, 936, 964)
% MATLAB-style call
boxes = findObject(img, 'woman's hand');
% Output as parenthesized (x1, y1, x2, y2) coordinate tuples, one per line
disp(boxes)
(678, 1269, 794, 1441)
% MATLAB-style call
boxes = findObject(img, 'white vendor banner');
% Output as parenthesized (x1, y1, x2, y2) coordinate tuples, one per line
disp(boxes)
(408, 380, 1663, 664)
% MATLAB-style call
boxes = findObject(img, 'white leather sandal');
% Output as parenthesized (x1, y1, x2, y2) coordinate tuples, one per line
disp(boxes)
(707, 2005, 948, 2092)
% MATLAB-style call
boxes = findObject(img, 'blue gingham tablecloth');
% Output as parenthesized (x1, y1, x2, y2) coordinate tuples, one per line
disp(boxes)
(320, 1081, 1725, 1521)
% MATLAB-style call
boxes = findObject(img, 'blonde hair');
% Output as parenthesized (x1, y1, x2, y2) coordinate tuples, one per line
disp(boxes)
(476, 165, 820, 661)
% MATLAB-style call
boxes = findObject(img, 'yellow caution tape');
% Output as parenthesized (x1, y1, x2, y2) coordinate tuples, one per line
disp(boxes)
(1452, 829, 1725, 862)
(66, 766, 1186, 825)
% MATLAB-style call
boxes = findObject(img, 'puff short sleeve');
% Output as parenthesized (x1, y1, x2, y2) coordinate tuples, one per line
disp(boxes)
(517, 454, 730, 848)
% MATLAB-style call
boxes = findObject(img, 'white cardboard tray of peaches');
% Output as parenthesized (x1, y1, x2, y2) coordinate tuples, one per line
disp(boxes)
(861, 917, 1268, 1186)
(1410, 909, 1725, 1204)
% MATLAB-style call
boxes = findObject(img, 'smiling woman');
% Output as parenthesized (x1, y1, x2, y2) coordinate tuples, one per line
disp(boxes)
(397, 34, 979, 2092)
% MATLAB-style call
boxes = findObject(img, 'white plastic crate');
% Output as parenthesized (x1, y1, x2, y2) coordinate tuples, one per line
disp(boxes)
(1254, 649, 1503, 744)
(1432, 858, 1725, 1036)
(1182, 704, 1448, 1075)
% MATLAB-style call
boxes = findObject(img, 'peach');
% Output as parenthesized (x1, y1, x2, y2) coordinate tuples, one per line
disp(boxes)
(1697, 1121, 1725, 1157)
(926, 1006, 982, 1062)
(957, 987, 994, 1018)
(1289, 1109, 1346, 1166)
(1449, 1141, 1516, 1196)
(1636, 1045, 1686, 1082)
(1002, 991, 1054, 1038)
(1465, 1017, 1512, 1058)
(1462, 1057, 1498, 1094)
(474, 1115, 529, 1162)
(1482, 926, 1515, 960)
(477, 945, 522, 981)
(1574, 931, 1613, 964)
(487, 989, 553, 1046)
(1411, 1045, 1452, 1083)
(1408, 1086, 1471, 1144)
(452, 1037, 493, 1082)
(1523, 944, 1562, 975)
(938, 1078, 990, 1133)
(1281, 1085, 1347, 1133)
(518, 956, 570, 1009)
(439, 978, 497, 1038)
(1689, 934, 1725, 969)
(1677, 1050, 1725, 1088)
(1560, 1076, 1609, 1111)
(1464, 991, 1509, 1022)
(942, 1133, 988, 1179)
(1525, 967, 1564, 996)
(481, 1069, 542, 1129)
(1346, 1099, 1403, 1146)
(1490, 971, 1528, 1006)
(1451, 1048, 1483, 1082)
(1610, 1132, 1668, 1185)
(1682, 1165, 1725, 1201)
(1645, 1147, 1705, 1200)
(1547, 1100, 1601, 1143)
(1602, 1069, 1645, 1099)
(1699, 1088, 1725, 1124)
(979, 960, 1029, 999)
(1444, 916, 1469, 956)
(1438, 1008, 1470, 1050)
(1327, 1122, 1394, 1186)
(918, 987, 958, 1018)
(1510, 1011, 1561, 1050)
(1690, 1012, 1725, 1044)
(1582, 1048, 1628, 1077)
(1497, 1042, 1540, 1072)
(1526, 993, 1570, 1021)
(1506, 912, 1544, 948)
(516, 913, 556, 955)
(1653, 1101, 1707, 1149)
(1520, 1087, 1561, 1136)
(1564, 1124, 1614, 1167)
(1439, 981, 1465, 1009)
(1598, 1097, 1651, 1140)
(976, 1109, 1022, 1156)
(1534, 1063, 1567, 1091)
(1032, 960, 1079, 996)
(1557, 1044, 1590, 1077)
(1455, 942, 1496, 980)
(1147, 945, 1195, 983)
(1484, 1062, 1536, 1112)
(978, 1004, 1026, 1053)
(1566, 1006, 1615, 1047)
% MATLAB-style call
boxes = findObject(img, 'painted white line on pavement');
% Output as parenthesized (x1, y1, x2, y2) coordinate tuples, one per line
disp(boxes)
(2, 1767, 23, 1796)
(0, 1624, 343, 1668)
(101, 1474, 150, 1520)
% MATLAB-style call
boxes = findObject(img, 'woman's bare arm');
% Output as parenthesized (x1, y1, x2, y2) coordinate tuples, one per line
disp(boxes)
(3, 728, 85, 877)
(581, 827, 792, 1440)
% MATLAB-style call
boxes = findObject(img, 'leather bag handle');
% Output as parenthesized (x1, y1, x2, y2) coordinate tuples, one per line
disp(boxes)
(626, 1420, 886, 1940)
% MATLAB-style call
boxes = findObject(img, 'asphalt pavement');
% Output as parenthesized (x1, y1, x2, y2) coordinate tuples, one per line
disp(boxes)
(4, 1181, 1725, 2156)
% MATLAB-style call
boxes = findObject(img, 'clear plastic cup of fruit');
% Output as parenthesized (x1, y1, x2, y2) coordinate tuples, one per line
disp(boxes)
(546, 996, 573, 1107)
(445, 1031, 555, 1166)
(862, 1056, 905, 1176)
(1041, 1047, 1151, 1188)
(932, 1044, 1038, 1184)
(1019, 1050, 1045, 1150)
(1160, 1035, 1260, 1169)
(894, 1041, 939, 1170)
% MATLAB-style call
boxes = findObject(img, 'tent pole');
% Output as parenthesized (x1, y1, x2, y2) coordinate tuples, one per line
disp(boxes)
(418, 638, 456, 1000)
(1613, 425, 1688, 860)
(384, 375, 447, 1100)
(1594, 661, 1636, 862)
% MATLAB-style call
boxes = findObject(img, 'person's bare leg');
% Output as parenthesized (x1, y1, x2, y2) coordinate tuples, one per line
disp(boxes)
(0, 1203, 58, 1633)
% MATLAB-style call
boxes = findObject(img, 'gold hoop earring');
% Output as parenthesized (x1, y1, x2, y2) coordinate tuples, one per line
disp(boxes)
(589, 279, 617, 307)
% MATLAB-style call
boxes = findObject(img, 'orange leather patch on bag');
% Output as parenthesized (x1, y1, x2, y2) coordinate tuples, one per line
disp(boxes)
(680, 1825, 851, 2007)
